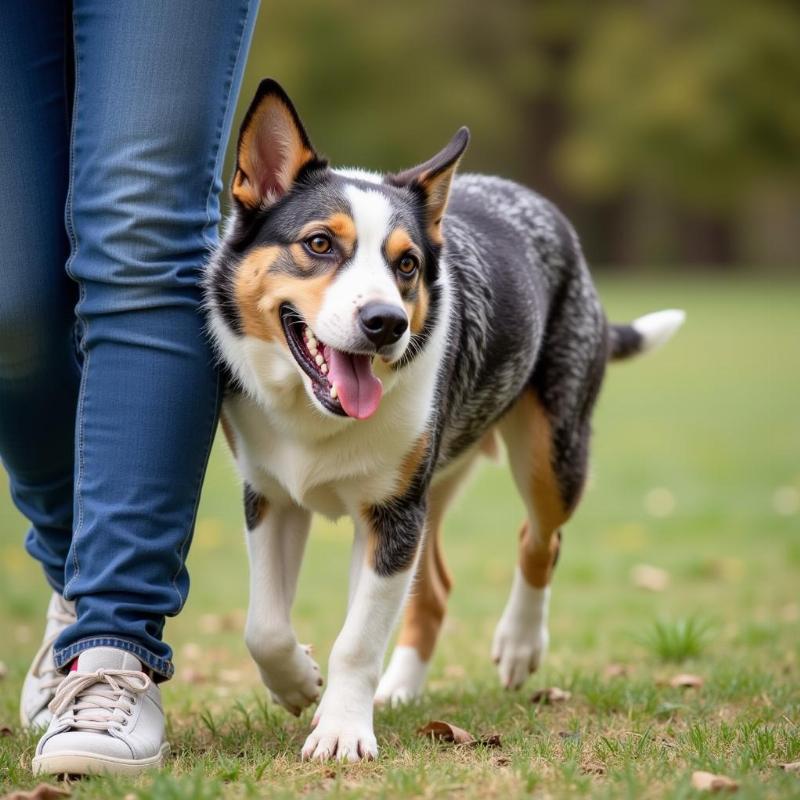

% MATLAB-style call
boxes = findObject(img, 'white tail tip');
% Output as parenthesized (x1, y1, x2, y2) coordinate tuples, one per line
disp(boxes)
(632, 309, 686, 353)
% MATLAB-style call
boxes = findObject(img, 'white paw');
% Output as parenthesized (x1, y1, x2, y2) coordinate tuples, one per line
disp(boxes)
(301, 707, 377, 762)
(492, 575, 550, 690)
(375, 646, 428, 706)
(257, 643, 323, 716)
(492, 616, 549, 689)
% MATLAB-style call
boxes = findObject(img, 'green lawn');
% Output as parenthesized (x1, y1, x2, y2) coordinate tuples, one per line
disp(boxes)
(1, 275, 799, 799)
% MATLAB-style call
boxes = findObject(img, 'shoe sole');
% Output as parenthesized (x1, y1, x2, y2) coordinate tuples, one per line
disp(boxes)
(32, 742, 170, 776)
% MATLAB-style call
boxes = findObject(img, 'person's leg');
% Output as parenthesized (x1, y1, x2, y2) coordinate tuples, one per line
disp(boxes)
(0, 2, 82, 729)
(51, 0, 259, 679)
(0, 2, 78, 594)
(34, 0, 259, 776)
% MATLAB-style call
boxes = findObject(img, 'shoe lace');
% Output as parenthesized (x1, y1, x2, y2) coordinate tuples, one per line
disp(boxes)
(49, 669, 152, 732)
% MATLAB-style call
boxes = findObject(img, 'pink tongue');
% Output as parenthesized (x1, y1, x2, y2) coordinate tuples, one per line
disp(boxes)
(327, 348, 383, 420)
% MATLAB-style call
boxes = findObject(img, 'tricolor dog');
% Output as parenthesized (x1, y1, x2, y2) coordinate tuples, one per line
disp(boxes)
(205, 79, 684, 762)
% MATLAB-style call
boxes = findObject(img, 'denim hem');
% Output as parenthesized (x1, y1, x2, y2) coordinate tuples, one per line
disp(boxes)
(53, 636, 174, 680)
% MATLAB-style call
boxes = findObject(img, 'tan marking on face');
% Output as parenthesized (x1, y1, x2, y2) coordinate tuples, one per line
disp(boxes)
(234, 245, 337, 342)
(385, 228, 417, 263)
(219, 411, 237, 457)
(232, 100, 315, 209)
(406, 281, 429, 335)
(386, 228, 428, 336)
(288, 243, 317, 272)
(298, 213, 358, 259)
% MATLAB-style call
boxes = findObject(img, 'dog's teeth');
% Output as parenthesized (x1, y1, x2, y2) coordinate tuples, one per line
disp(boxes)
(330, 385, 338, 400)
(315, 353, 324, 366)
(321, 364, 328, 375)
(308, 343, 318, 356)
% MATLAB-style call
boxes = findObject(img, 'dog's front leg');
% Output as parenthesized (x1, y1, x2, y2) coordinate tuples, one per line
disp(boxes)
(302, 498, 426, 762)
(243, 490, 322, 716)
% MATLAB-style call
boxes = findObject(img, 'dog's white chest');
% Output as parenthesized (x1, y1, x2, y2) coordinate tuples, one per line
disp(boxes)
(224, 393, 418, 517)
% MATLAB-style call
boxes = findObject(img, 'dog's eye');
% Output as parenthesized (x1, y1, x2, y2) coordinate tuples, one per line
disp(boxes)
(397, 254, 419, 276)
(306, 235, 333, 255)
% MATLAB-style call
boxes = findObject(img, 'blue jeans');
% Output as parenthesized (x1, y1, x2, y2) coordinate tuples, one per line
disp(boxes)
(0, 0, 258, 679)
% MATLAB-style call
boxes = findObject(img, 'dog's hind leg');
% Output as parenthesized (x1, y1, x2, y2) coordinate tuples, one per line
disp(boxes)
(494, 393, 568, 688)
(492, 262, 607, 689)
(375, 450, 478, 705)
(494, 379, 599, 689)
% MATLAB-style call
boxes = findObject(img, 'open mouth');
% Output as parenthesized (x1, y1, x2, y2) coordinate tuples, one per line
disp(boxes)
(279, 304, 383, 420)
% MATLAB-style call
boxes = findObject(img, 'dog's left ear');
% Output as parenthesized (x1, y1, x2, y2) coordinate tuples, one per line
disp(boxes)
(232, 79, 322, 211)
(387, 127, 470, 242)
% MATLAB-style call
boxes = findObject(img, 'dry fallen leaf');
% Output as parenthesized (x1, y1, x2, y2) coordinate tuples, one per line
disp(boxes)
(604, 663, 630, 679)
(779, 761, 800, 772)
(2, 784, 71, 800)
(670, 673, 704, 688)
(417, 720, 475, 745)
(631, 564, 670, 592)
(478, 733, 502, 748)
(691, 770, 738, 792)
(581, 760, 606, 776)
(531, 686, 571, 704)
(493, 754, 512, 767)
(0, 726, 12, 737)
(180, 667, 208, 685)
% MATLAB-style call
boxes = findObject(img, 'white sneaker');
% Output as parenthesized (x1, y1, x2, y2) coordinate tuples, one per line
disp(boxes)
(32, 647, 169, 776)
(20, 592, 77, 729)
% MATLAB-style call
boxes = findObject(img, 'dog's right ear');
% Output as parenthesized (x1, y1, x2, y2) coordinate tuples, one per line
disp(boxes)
(231, 79, 322, 211)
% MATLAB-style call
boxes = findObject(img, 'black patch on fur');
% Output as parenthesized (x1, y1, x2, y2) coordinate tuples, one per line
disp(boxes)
(209, 256, 244, 335)
(243, 483, 267, 530)
(368, 497, 428, 577)
(530, 303, 608, 511)
(366, 436, 437, 577)
(608, 324, 643, 360)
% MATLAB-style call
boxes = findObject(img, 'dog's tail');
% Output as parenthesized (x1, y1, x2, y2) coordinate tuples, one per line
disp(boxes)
(608, 309, 685, 361)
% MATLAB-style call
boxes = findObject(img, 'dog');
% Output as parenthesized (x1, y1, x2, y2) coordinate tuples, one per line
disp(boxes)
(204, 79, 684, 762)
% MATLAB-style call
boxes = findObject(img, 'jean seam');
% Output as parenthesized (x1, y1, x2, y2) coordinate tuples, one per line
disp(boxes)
(202, 0, 251, 248)
(53, 636, 173, 678)
(63, 4, 86, 598)
(170, 368, 221, 613)
(170, 0, 250, 611)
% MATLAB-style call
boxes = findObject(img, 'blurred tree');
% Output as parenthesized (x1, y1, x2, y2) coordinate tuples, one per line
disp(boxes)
(559, 0, 800, 264)
(225, 0, 800, 268)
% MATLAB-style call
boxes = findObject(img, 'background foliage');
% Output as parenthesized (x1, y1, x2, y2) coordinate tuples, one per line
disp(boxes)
(229, 0, 800, 268)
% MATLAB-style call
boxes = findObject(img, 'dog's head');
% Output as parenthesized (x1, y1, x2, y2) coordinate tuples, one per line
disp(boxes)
(209, 79, 469, 422)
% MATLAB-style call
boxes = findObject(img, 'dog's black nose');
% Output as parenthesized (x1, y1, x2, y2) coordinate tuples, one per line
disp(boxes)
(358, 303, 409, 349)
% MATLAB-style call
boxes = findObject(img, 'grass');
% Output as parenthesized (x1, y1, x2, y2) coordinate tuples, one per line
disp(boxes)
(1, 274, 799, 798)
(637, 617, 715, 663)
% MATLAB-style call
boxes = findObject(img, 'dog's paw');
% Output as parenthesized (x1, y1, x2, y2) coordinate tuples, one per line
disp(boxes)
(301, 710, 377, 762)
(492, 579, 551, 690)
(259, 643, 323, 716)
(375, 646, 427, 706)
(491, 615, 549, 689)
